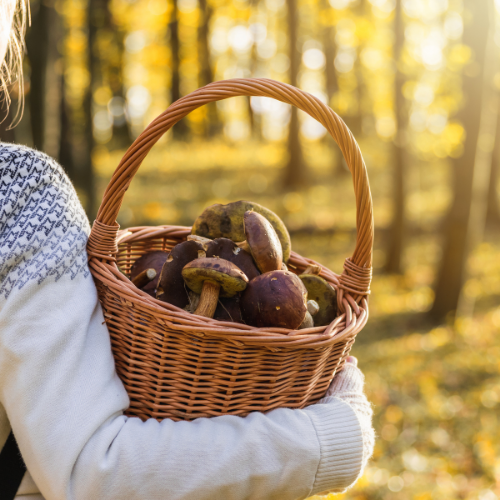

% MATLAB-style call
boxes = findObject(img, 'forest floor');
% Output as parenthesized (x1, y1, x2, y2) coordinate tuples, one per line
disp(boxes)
(95, 137, 500, 500)
(309, 235, 500, 500)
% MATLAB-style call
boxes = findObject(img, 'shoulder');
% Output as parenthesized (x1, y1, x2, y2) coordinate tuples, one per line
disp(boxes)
(0, 143, 71, 192)
(0, 143, 91, 299)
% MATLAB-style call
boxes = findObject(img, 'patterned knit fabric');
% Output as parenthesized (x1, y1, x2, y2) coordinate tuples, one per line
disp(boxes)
(0, 144, 90, 299)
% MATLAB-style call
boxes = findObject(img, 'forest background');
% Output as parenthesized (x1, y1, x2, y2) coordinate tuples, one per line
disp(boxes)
(1, 0, 500, 498)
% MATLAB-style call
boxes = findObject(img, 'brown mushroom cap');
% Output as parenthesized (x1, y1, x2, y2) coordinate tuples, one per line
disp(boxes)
(156, 241, 206, 308)
(299, 274, 337, 326)
(243, 211, 283, 273)
(206, 237, 260, 281)
(130, 251, 169, 297)
(182, 258, 249, 297)
(240, 270, 307, 329)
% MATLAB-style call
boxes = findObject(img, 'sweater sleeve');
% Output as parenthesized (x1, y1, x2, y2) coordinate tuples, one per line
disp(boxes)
(0, 144, 367, 500)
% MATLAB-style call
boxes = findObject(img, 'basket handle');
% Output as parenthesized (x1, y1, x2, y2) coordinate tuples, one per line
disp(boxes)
(89, 78, 373, 286)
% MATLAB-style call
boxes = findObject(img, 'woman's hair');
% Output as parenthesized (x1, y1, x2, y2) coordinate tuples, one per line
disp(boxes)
(0, 0, 28, 125)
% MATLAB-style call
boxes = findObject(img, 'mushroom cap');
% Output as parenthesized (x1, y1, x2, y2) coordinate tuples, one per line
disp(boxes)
(130, 251, 169, 297)
(182, 258, 249, 297)
(206, 237, 260, 281)
(299, 274, 337, 326)
(240, 270, 308, 329)
(156, 240, 206, 308)
(191, 200, 292, 262)
(243, 211, 283, 273)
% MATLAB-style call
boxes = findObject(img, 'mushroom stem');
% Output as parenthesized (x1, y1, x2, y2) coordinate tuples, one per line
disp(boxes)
(299, 311, 314, 329)
(307, 300, 320, 316)
(303, 264, 321, 276)
(194, 281, 221, 318)
(132, 268, 157, 288)
(187, 235, 212, 250)
(236, 240, 251, 253)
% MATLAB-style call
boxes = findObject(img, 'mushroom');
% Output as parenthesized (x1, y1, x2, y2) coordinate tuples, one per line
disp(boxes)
(299, 311, 314, 329)
(299, 300, 320, 330)
(206, 237, 260, 281)
(187, 234, 212, 248)
(191, 200, 292, 262)
(240, 270, 307, 329)
(303, 264, 321, 276)
(132, 268, 157, 289)
(156, 240, 206, 308)
(182, 258, 249, 318)
(241, 211, 282, 273)
(307, 299, 320, 316)
(130, 250, 169, 297)
(299, 274, 337, 327)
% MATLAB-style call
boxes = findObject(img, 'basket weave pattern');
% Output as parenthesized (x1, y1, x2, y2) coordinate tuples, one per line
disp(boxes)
(87, 79, 374, 421)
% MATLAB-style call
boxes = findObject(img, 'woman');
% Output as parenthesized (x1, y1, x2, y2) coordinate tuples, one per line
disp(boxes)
(0, 1, 374, 498)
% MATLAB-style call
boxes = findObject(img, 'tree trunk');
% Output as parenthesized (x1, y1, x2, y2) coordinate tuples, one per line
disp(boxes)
(283, 0, 306, 189)
(103, 0, 132, 149)
(26, 0, 61, 154)
(486, 105, 500, 225)
(0, 102, 16, 143)
(429, 0, 492, 321)
(80, 0, 100, 217)
(247, 0, 261, 139)
(198, 0, 220, 137)
(384, 0, 406, 274)
(321, 0, 344, 175)
(170, 0, 189, 139)
(58, 68, 75, 180)
(323, 12, 337, 107)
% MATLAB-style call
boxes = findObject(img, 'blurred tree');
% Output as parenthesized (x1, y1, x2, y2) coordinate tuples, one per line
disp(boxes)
(81, 0, 105, 216)
(26, 0, 61, 156)
(430, 0, 492, 321)
(322, 0, 337, 108)
(58, 67, 75, 177)
(284, 0, 306, 188)
(170, 0, 189, 139)
(198, 0, 221, 136)
(348, 0, 367, 136)
(247, 0, 261, 139)
(384, 0, 406, 274)
(0, 102, 15, 143)
(321, 0, 344, 176)
(101, 0, 132, 149)
(486, 106, 500, 225)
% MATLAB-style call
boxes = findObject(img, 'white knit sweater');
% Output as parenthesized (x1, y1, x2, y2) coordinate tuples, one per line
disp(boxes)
(0, 143, 374, 500)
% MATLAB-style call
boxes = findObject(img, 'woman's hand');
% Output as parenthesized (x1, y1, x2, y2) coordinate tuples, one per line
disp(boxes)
(346, 355, 358, 366)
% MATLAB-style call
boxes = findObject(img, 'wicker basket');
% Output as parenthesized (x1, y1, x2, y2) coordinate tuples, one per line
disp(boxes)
(87, 78, 373, 421)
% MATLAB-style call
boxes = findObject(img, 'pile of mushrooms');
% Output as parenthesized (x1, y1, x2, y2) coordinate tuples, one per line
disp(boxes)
(129, 200, 338, 330)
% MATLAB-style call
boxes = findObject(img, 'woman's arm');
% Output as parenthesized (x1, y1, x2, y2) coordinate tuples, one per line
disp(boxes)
(0, 143, 371, 500)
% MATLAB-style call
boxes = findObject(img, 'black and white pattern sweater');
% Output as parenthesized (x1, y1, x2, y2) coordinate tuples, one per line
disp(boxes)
(0, 143, 371, 500)
(0, 145, 89, 298)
